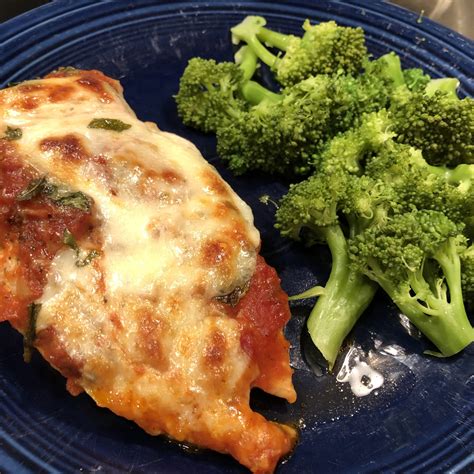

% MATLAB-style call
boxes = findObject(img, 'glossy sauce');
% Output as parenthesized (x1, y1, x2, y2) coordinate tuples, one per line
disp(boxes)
(0, 142, 95, 330)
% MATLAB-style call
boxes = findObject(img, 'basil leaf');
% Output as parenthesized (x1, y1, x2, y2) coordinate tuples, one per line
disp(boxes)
(63, 229, 79, 253)
(52, 192, 92, 212)
(63, 229, 100, 267)
(23, 303, 41, 363)
(17, 177, 92, 212)
(88, 118, 131, 132)
(3, 126, 22, 141)
(16, 176, 47, 201)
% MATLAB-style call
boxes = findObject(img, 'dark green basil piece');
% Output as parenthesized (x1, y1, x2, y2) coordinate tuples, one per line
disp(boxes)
(88, 118, 131, 132)
(16, 177, 92, 212)
(23, 303, 41, 363)
(52, 191, 92, 212)
(63, 229, 100, 267)
(3, 126, 22, 141)
(63, 228, 79, 252)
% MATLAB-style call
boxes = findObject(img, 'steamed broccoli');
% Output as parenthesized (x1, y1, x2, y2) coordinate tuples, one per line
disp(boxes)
(391, 85, 474, 166)
(275, 172, 380, 369)
(231, 16, 368, 86)
(216, 67, 398, 177)
(175, 46, 280, 133)
(175, 14, 474, 366)
(176, 44, 414, 178)
(403, 67, 431, 92)
(349, 210, 474, 356)
(276, 111, 473, 365)
(216, 74, 332, 176)
(364, 140, 474, 225)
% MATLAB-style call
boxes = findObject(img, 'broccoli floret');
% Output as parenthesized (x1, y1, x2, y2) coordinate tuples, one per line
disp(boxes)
(216, 74, 333, 176)
(275, 172, 380, 369)
(363, 52, 406, 90)
(314, 109, 395, 174)
(365, 142, 474, 225)
(391, 88, 474, 167)
(175, 46, 280, 133)
(403, 67, 431, 92)
(216, 73, 396, 178)
(231, 16, 368, 86)
(349, 210, 474, 356)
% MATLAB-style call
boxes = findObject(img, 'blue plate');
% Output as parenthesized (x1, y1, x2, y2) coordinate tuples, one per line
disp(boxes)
(1, 1, 473, 472)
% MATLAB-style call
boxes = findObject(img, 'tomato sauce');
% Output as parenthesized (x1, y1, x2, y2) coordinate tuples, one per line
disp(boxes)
(0, 142, 94, 330)
(232, 255, 293, 392)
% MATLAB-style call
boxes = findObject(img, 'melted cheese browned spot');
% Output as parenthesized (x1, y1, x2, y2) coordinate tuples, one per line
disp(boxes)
(35, 326, 83, 381)
(0, 70, 296, 473)
(40, 133, 88, 162)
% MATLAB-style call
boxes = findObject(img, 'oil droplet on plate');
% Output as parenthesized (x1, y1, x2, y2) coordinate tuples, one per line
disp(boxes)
(336, 347, 384, 397)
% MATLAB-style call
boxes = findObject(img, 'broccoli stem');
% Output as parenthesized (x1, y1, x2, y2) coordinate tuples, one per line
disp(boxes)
(306, 225, 378, 370)
(234, 45, 258, 81)
(240, 81, 282, 105)
(425, 78, 459, 99)
(376, 240, 474, 357)
(234, 45, 282, 105)
(244, 36, 278, 68)
(376, 52, 405, 88)
(425, 162, 473, 187)
(231, 16, 279, 68)
(257, 27, 293, 51)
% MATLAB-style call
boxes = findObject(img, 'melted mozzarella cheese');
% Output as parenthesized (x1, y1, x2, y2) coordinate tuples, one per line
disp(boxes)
(0, 71, 296, 473)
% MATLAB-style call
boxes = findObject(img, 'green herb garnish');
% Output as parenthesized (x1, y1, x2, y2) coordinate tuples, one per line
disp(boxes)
(16, 177, 92, 212)
(49, 190, 92, 212)
(23, 303, 41, 363)
(63, 229, 100, 267)
(3, 126, 22, 141)
(16, 176, 47, 201)
(88, 118, 131, 132)
(63, 228, 79, 252)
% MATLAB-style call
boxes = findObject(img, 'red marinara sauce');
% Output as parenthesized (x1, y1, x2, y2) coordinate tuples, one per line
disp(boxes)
(233, 255, 293, 393)
(0, 141, 94, 331)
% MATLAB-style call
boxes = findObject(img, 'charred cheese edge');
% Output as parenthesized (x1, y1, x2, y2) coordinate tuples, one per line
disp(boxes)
(0, 70, 297, 474)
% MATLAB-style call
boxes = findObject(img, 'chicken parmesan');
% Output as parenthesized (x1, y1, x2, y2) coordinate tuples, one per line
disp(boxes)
(0, 69, 297, 473)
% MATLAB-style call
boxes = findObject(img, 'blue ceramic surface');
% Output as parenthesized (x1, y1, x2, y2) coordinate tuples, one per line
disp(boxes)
(0, 1, 473, 473)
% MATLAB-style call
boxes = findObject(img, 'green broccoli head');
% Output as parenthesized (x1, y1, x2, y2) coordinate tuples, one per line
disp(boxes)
(349, 209, 473, 356)
(276, 20, 368, 86)
(175, 58, 248, 133)
(217, 75, 335, 177)
(403, 67, 431, 92)
(365, 142, 473, 225)
(275, 173, 347, 240)
(391, 90, 474, 166)
(314, 109, 395, 174)
(231, 16, 368, 87)
(349, 210, 463, 283)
